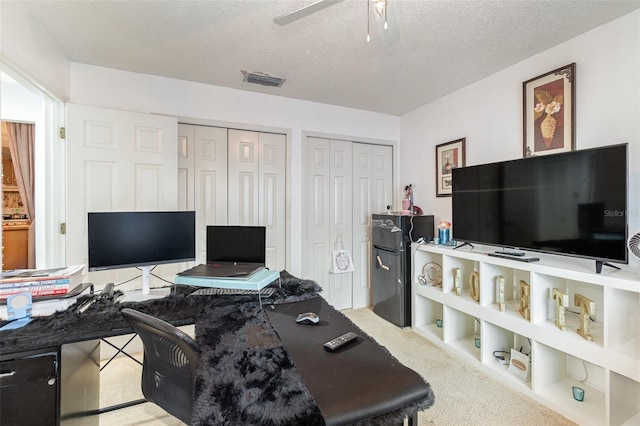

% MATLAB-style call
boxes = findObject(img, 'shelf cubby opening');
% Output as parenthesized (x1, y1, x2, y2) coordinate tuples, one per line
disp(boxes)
(480, 263, 530, 310)
(482, 321, 532, 390)
(441, 255, 476, 296)
(610, 372, 640, 426)
(533, 274, 604, 348)
(605, 287, 639, 360)
(443, 306, 480, 362)
(533, 343, 606, 425)
(413, 295, 444, 342)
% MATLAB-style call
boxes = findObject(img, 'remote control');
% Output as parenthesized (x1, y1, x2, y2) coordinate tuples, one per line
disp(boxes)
(324, 332, 358, 352)
(497, 250, 525, 257)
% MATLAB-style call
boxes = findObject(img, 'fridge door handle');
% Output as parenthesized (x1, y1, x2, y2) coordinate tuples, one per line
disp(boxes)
(376, 255, 390, 271)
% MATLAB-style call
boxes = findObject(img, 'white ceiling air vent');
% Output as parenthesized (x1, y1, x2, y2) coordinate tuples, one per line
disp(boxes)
(241, 70, 285, 87)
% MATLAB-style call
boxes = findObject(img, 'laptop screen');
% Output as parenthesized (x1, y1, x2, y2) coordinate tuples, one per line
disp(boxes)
(206, 226, 266, 264)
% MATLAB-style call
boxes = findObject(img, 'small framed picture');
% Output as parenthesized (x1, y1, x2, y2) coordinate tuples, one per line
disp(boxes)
(435, 138, 465, 197)
(523, 63, 575, 157)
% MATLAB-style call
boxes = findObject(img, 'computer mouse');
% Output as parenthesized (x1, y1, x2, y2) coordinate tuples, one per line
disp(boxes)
(295, 312, 319, 325)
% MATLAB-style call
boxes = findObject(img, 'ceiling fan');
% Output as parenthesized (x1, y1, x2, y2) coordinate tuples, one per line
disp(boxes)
(273, 0, 344, 26)
(273, 0, 399, 46)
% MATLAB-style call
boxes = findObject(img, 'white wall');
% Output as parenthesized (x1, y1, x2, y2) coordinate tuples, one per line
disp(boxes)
(0, 1, 71, 100)
(69, 64, 401, 275)
(399, 10, 640, 242)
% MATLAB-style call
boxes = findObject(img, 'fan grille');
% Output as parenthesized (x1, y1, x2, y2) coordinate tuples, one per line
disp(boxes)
(629, 233, 640, 259)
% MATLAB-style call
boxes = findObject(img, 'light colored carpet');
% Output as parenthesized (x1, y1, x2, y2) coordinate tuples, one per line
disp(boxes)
(97, 307, 576, 426)
(344, 308, 576, 426)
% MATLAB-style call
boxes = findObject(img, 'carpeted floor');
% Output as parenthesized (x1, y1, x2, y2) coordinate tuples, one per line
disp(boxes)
(98, 307, 576, 426)
(345, 308, 576, 426)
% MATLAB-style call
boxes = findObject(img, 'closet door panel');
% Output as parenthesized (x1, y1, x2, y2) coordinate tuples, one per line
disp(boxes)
(304, 137, 331, 297)
(194, 126, 227, 263)
(177, 124, 194, 211)
(373, 145, 393, 214)
(228, 130, 259, 226)
(352, 143, 373, 309)
(228, 129, 286, 271)
(329, 139, 353, 310)
(259, 133, 285, 270)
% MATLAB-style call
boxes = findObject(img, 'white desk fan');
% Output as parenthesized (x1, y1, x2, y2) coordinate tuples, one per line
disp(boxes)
(629, 232, 640, 274)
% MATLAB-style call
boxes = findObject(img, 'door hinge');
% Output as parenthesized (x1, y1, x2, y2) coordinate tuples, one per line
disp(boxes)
(59, 223, 66, 235)
(59, 127, 66, 139)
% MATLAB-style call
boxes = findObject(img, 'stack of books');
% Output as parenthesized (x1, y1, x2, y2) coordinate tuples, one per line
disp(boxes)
(0, 265, 85, 300)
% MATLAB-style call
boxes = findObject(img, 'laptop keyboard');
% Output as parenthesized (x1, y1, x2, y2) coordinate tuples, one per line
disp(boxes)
(190, 286, 276, 298)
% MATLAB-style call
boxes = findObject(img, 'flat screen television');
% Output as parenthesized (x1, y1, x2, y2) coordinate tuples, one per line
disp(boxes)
(452, 144, 628, 272)
(88, 211, 196, 293)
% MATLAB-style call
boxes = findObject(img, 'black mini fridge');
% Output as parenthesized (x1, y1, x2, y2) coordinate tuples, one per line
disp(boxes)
(371, 214, 434, 327)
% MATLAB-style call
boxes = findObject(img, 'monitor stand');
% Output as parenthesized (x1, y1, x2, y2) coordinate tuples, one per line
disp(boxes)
(119, 265, 170, 302)
(142, 265, 151, 295)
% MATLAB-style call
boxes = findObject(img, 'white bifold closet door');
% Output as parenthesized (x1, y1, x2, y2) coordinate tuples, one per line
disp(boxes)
(304, 137, 353, 309)
(352, 143, 393, 309)
(304, 137, 392, 310)
(178, 124, 228, 263)
(179, 125, 286, 271)
(66, 104, 179, 290)
(227, 129, 286, 271)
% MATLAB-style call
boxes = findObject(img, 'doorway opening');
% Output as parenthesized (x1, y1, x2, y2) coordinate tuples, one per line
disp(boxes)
(1, 67, 66, 270)
(2, 121, 35, 269)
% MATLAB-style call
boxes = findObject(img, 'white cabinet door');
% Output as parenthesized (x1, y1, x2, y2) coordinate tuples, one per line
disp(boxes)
(227, 129, 286, 271)
(66, 104, 178, 287)
(179, 124, 228, 264)
(352, 143, 393, 308)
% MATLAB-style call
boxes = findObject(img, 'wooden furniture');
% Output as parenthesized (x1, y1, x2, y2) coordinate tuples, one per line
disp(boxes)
(2, 223, 29, 270)
(412, 243, 640, 426)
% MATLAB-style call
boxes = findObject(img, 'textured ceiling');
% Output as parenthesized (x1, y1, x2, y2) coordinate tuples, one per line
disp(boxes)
(18, 0, 640, 116)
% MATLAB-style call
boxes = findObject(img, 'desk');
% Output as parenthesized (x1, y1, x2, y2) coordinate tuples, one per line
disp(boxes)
(0, 273, 433, 425)
(266, 297, 433, 425)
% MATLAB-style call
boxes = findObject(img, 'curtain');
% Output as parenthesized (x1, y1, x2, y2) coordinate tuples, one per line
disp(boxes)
(6, 122, 35, 268)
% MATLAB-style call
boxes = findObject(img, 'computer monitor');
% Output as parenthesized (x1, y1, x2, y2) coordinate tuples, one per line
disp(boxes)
(88, 211, 196, 294)
(206, 225, 266, 265)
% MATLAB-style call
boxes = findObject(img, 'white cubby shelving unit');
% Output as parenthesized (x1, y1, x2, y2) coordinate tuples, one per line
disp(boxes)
(412, 243, 640, 426)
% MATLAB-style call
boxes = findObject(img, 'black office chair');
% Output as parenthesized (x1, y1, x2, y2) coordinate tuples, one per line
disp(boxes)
(120, 308, 199, 425)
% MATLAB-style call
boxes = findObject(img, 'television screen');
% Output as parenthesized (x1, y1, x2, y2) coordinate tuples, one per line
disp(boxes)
(88, 211, 196, 271)
(452, 144, 628, 264)
(206, 226, 266, 264)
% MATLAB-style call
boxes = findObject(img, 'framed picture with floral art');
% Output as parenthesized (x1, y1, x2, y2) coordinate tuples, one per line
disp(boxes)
(435, 138, 465, 197)
(523, 63, 575, 157)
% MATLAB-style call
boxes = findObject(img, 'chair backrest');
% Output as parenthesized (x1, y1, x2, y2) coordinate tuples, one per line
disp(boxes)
(120, 308, 199, 424)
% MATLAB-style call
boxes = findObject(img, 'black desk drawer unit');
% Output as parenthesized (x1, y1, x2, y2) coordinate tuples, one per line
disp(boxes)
(0, 348, 59, 426)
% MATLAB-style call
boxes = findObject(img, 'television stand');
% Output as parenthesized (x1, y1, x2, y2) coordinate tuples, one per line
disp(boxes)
(595, 260, 621, 274)
(453, 242, 474, 250)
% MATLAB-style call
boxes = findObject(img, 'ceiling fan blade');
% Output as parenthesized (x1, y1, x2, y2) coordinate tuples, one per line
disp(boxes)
(273, 0, 344, 26)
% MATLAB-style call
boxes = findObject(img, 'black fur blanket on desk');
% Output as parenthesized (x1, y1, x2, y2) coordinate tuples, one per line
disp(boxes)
(192, 273, 326, 425)
(0, 271, 320, 354)
(0, 271, 433, 425)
